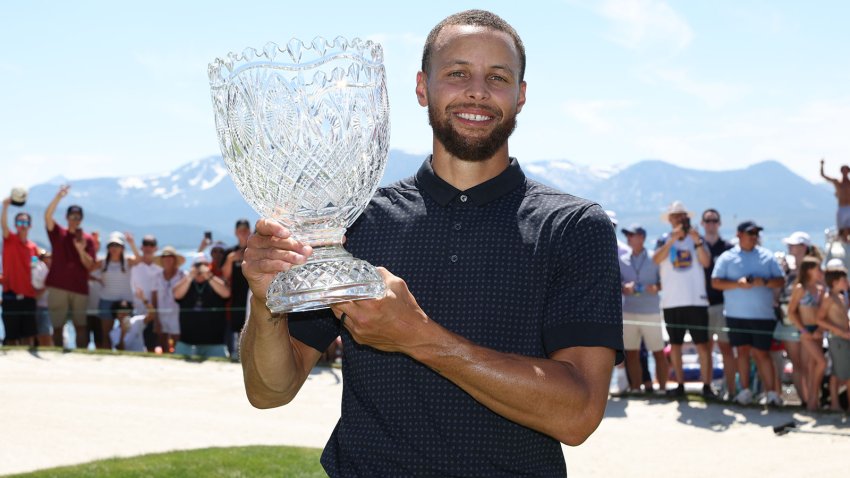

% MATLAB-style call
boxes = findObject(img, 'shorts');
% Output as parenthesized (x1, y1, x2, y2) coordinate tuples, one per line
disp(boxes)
(36, 307, 53, 336)
(726, 317, 776, 351)
(1, 291, 37, 341)
(773, 321, 800, 342)
(663, 306, 709, 345)
(622, 312, 665, 351)
(158, 314, 180, 335)
(829, 336, 850, 380)
(98, 298, 117, 322)
(839, 205, 850, 230)
(707, 304, 729, 343)
(47, 288, 88, 328)
(174, 341, 228, 359)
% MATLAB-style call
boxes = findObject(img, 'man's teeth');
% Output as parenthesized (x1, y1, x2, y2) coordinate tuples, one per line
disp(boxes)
(456, 113, 491, 121)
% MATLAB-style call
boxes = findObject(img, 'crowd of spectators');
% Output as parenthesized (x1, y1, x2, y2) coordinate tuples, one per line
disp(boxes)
(0, 185, 250, 361)
(3, 178, 849, 412)
(612, 199, 850, 411)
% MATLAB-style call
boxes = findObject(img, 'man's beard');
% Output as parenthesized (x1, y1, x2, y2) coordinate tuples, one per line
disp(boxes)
(428, 103, 517, 162)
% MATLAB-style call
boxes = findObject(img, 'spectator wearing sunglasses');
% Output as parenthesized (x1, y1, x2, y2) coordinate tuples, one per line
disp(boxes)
(44, 185, 97, 349)
(700, 208, 736, 399)
(711, 221, 785, 406)
(1, 196, 40, 345)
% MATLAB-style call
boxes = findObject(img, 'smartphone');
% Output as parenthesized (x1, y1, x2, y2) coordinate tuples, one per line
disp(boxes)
(74, 228, 83, 241)
(204, 231, 212, 240)
(681, 217, 691, 233)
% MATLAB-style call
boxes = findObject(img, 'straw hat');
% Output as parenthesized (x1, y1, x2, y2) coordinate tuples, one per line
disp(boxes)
(154, 245, 186, 267)
(660, 200, 694, 222)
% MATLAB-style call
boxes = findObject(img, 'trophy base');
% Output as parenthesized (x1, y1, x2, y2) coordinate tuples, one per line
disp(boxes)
(266, 245, 386, 314)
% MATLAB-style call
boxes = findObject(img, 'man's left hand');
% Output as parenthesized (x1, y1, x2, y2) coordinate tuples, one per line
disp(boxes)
(330, 268, 430, 354)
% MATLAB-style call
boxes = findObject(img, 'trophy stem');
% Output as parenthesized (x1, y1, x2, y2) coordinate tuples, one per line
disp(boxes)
(265, 244, 386, 314)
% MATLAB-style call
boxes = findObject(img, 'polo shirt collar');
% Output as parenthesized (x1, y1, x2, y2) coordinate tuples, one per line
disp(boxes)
(415, 156, 526, 206)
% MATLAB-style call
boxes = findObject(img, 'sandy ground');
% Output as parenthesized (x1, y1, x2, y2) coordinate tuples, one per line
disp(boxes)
(2, 349, 849, 477)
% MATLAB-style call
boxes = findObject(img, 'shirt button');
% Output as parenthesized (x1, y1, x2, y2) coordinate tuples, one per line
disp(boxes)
(450, 254, 458, 263)
(453, 223, 462, 231)
(459, 195, 468, 203)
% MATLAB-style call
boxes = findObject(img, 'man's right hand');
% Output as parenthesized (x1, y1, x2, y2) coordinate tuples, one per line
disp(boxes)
(243, 219, 312, 301)
(56, 184, 70, 199)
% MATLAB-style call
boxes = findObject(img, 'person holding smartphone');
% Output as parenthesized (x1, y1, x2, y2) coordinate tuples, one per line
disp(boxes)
(172, 253, 231, 359)
(653, 200, 714, 398)
(44, 185, 97, 349)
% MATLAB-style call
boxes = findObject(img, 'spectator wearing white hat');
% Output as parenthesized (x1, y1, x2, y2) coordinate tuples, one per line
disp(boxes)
(653, 200, 714, 398)
(173, 253, 231, 359)
(93, 231, 142, 349)
(777, 231, 823, 407)
(153, 246, 186, 353)
(712, 221, 786, 406)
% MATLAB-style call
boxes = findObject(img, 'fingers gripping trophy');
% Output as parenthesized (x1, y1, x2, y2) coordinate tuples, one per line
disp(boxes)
(208, 38, 390, 313)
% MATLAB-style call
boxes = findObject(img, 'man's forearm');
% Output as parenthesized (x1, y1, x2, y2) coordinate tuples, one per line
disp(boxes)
(241, 296, 317, 408)
(408, 324, 613, 446)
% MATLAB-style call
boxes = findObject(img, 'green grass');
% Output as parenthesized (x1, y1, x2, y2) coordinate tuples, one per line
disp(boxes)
(6, 445, 326, 478)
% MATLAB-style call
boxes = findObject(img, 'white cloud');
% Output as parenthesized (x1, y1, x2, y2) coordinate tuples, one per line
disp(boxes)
(648, 68, 747, 108)
(597, 0, 693, 53)
(563, 99, 634, 133)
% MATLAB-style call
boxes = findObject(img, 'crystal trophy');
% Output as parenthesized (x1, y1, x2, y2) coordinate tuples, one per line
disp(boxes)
(209, 37, 389, 313)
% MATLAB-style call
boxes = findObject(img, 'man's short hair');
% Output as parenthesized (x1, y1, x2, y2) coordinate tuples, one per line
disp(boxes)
(421, 9, 526, 82)
(14, 212, 31, 223)
(702, 208, 720, 221)
(235, 218, 251, 229)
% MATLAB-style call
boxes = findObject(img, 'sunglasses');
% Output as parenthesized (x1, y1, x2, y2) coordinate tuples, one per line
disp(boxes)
(15, 220, 30, 227)
(745, 230, 760, 236)
(142, 242, 157, 247)
(703, 219, 719, 224)
(68, 214, 82, 221)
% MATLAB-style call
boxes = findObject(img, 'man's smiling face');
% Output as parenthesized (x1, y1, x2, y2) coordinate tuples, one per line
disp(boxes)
(417, 25, 526, 162)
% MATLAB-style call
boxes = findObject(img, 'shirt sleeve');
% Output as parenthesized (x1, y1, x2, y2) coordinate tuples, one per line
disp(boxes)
(712, 253, 728, 280)
(287, 309, 341, 353)
(542, 203, 624, 363)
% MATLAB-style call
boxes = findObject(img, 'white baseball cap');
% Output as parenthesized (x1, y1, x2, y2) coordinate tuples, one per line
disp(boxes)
(782, 231, 812, 247)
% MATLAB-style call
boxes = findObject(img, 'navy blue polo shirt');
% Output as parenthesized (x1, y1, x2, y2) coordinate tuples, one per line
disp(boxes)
(289, 157, 623, 477)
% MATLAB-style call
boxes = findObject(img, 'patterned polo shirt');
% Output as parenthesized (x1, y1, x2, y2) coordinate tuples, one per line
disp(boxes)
(289, 157, 623, 477)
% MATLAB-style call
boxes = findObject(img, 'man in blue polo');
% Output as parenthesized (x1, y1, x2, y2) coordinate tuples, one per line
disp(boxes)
(711, 220, 785, 406)
(238, 10, 623, 477)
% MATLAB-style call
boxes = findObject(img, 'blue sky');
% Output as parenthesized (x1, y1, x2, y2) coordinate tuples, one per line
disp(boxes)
(1, 0, 847, 198)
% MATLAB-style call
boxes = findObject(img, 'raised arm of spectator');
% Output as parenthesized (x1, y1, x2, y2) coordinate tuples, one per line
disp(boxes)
(73, 235, 96, 271)
(221, 251, 237, 283)
(124, 232, 142, 266)
(44, 185, 69, 233)
(172, 272, 193, 300)
(690, 229, 711, 268)
(652, 231, 678, 264)
(1, 197, 10, 239)
(208, 272, 231, 299)
(821, 158, 838, 184)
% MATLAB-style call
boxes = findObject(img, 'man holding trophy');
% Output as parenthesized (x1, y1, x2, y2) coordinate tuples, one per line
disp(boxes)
(216, 10, 622, 476)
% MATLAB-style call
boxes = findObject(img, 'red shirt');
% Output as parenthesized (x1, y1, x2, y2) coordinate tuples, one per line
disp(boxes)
(2, 232, 39, 298)
(45, 224, 96, 295)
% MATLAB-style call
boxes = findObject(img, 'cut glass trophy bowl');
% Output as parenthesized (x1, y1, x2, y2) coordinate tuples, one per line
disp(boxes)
(209, 37, 389, 313)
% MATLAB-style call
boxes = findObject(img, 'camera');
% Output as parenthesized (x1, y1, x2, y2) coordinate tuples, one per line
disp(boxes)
(681, 217, 691, 233)
(204, 231, 212, 240)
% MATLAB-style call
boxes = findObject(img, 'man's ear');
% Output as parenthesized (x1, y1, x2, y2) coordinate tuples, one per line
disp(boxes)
(415, 71, 428, 107)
